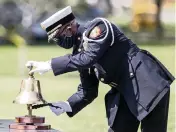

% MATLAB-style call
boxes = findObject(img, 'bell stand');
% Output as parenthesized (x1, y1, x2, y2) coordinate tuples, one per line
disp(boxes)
(9, 67, 51, 130)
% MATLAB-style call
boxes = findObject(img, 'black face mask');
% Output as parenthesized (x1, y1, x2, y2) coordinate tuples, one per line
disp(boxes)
(50, 34, 76, 49)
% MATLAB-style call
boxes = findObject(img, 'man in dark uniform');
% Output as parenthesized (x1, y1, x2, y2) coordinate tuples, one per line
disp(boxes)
(26, 6, 175, 132)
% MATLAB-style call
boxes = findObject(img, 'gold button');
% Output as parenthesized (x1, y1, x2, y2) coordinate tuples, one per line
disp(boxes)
(94, 68, 97, 72)
(78, 48, 81, 52)
(100, 78, 104, 82)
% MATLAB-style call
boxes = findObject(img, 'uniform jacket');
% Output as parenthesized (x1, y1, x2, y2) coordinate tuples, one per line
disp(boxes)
(51, 18, 175, 126)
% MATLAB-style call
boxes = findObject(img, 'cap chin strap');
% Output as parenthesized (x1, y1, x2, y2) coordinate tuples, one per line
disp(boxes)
(83, 17, 114, 46)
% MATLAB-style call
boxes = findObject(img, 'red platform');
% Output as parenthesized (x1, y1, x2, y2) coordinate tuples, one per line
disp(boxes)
(9, 116, 51, 130)
(9, 123, 51, 130)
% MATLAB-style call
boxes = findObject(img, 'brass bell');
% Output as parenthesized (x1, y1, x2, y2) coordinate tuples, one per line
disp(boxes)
(10, 67, 52, 131)
(13, 78, 40, 105)
(13, 67, 46, 105)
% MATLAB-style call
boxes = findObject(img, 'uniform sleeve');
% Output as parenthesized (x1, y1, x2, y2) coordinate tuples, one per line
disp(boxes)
(51, 23, 110, 76)
(66, 68, 99, 117)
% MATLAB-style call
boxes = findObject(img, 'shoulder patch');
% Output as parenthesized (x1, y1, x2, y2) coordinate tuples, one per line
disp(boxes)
(89, 26, 101, 38)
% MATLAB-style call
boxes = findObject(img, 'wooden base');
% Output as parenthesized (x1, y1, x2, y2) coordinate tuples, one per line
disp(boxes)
(9, 116, 51, 130)
(15, 116, 45, 124)
(9, 123, 51, 130)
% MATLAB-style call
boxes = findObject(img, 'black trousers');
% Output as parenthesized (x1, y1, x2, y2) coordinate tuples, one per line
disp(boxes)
(108, 90, 170, 132)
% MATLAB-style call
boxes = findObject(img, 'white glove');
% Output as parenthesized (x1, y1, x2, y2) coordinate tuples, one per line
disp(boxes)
(25, 60, 52, 75)
(49, 101, 72, 116)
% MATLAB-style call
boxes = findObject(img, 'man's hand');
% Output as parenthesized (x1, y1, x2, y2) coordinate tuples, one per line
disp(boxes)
(25, 61, 52, 75)
(49, 101, 72, 116)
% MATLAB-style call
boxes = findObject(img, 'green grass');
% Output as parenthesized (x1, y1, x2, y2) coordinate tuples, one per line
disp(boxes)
(0, 44, 175, 132)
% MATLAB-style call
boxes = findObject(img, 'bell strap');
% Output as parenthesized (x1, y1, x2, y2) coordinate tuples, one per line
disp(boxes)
(32, 103, 62, 109)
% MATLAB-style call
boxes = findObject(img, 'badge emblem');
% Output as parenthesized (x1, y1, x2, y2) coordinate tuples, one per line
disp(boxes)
(89, 26, 101, 38)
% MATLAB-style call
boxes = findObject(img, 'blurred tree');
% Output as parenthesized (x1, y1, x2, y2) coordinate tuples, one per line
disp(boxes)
(73, 0, 88, 16)
(0, 0, 27, 76)
(155, 0, 164, 39)
(0, 1, 23, 30)
(22, 0, 66, 14)
(105, 0, 113, 14)
(74, 0, 105, 19)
